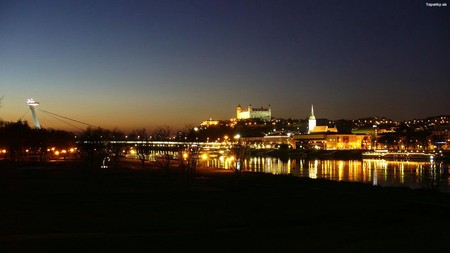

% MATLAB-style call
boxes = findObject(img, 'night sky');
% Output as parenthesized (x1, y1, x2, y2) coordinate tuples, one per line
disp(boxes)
(1, 0, 449, 131)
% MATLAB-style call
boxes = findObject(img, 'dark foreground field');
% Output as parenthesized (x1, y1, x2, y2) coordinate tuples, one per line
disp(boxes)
(1, 160, 449, 252)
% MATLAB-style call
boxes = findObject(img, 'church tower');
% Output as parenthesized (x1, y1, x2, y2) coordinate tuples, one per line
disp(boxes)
(308, 104, 316, 134)
(236, 104, 242, 119)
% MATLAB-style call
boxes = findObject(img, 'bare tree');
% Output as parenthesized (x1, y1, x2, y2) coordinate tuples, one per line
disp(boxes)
(77, 127, 111, 168)
(130, 128, 149, 167)
(184, 124, 195, 135)
(231, 143, 251, 174)
(152, 125, 172, 141)
(179, 145, 200, 190)
(151, 125, 173, 171)
(110, 128, 125, 166)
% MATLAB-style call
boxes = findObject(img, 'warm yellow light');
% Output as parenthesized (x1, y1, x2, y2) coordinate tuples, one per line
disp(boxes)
(182, 152, 189, 160)
(130, 149, 136, 155)
(228, 156, 235, 161)
(69, 148, 75, 153)
(2, 149, 6, 154)
(51, 147, 55, 151)
(54, 151, 60, 156)
(201, 153, 208, 160)
(61, 150, 67, 154)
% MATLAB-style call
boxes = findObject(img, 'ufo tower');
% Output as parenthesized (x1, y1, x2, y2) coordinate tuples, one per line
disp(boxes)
(27, 98, 41, 129)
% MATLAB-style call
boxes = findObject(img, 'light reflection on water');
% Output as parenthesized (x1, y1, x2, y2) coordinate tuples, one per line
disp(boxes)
(212, 157, 450, 192)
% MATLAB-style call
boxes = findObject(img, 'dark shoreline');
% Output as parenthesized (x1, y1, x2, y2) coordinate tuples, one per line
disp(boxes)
(252, 149, 450, 162)
(1, 160, 450, 252)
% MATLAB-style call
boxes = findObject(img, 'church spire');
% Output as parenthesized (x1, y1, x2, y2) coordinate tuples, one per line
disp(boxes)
(308, 104, 316, 134)
(309, 104, 315, 120)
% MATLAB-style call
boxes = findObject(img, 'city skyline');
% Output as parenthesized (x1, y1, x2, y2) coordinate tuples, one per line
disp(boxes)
(1, 0, 449, 131)
(4, 99, 450, 133)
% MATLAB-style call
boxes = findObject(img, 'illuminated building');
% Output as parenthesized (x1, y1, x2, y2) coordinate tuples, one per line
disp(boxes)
(292, 133, 371, 150)
(201, 119, 220, 127)
(309, 125, 338, 134)
(307, 105, 338, 134)
(432, 126, 450, 150)
(236, 104, 271, 122)
(294, 104, 370, 150)
(308, 104, 316, 134)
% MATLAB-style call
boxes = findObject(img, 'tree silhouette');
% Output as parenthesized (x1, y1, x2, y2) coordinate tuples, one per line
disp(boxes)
(0, 120, 75, 162)
(152, 125, 172, 141)
(230, 142, 251, 173)
(151, 125, 174, 171)
(130, 128, 149, 167)
(110, 128, 125, 166)
(0, 121, 31, 161)
(77, 127, 111, 168)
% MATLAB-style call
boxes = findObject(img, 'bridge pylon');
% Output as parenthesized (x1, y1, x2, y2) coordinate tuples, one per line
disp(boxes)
(27, 98, 41, 129)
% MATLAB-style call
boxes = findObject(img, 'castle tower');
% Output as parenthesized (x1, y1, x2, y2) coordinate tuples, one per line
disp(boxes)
(27, 98, 41, 129)
(308, 104, 316, 134)
(236, 104, 242, 119)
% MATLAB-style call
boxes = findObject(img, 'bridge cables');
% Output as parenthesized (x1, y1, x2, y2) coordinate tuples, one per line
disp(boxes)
(38, 109, 98, 131)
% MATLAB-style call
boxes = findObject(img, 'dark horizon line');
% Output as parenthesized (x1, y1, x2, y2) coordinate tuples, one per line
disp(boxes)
(7, 113, 449, 133)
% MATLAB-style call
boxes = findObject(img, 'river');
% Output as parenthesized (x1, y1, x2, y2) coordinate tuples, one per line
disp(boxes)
(205, 157, 450, 192)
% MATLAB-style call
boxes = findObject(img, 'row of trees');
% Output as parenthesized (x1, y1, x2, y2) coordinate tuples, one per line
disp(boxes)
(0, 120, 76, 161)
(76, 125, 185, 168)
(0, 117, 183, 163)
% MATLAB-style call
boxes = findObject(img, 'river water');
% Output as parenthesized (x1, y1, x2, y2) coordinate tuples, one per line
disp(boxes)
(205, 157, 450, 192)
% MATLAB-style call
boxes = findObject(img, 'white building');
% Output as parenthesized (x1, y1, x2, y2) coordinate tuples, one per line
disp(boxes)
(308, 104, 316, 134)
(308, 104, 338, 134)
(236, 104, 271, 122)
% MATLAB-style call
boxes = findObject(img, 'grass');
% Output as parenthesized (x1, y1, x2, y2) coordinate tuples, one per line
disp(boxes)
(0, 160, 449, 252)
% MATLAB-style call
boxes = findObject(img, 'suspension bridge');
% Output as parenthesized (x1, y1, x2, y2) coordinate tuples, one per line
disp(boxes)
(20, 98, 98, 131)
(19, 98, 235, 152)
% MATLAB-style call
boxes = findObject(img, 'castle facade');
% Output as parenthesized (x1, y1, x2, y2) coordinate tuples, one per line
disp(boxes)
(236, 104, 271, 122)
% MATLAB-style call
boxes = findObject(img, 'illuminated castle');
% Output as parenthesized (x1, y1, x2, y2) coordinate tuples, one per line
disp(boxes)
(236, 104, 271, 122)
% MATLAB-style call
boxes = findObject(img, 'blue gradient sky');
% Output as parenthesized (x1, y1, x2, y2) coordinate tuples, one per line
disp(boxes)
(1, 0, 449, 131)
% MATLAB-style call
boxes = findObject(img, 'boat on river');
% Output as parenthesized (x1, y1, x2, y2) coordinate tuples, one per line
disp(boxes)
(363, 150, 434, 161)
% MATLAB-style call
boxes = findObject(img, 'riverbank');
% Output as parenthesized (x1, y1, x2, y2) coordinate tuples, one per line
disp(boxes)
(1, 160, 449, 252)
(253, 149, 366, 160)
(253, 149, 450, 161)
